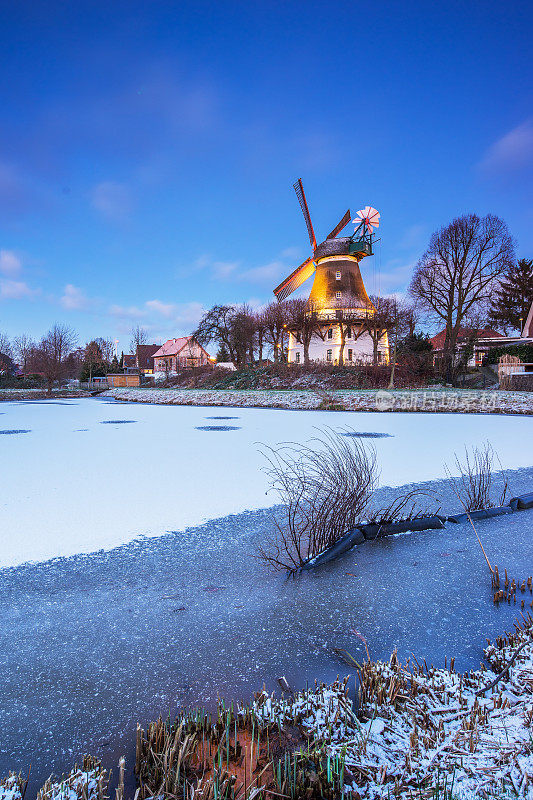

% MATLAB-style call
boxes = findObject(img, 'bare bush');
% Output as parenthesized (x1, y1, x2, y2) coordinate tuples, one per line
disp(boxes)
(367, 489, 440, 524)
(258, 428, 378, 573)
(446, 442, 510, 511)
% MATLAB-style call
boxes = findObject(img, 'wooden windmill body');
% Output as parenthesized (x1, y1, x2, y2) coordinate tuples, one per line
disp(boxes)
(274, 182, 389, 365)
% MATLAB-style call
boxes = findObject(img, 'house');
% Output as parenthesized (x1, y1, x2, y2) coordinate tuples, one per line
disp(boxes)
(429, 327, 506, 368)
(122, 354, 138, 374)
(136, 344, 160, 376)
(153, 337, 211, 377)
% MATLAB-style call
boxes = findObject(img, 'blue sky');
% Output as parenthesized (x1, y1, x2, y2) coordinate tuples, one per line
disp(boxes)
(0, 0, 532, 348)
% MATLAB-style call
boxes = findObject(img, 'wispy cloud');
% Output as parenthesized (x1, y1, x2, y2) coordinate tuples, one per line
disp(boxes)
(60, 284, 92, 311)
(0, 249, 22, 277)
(91, 181, 133, 221)
(145, 299, 177, 317)
(108, 303, 147, 319)
(194, 249, 297, 286)
(479, 120, 533, 174)
(0, 279, 37, 300)
(239, 260, 285, 282)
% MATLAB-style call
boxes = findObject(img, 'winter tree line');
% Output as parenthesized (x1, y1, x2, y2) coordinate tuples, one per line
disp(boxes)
(0, 213, 532, 387)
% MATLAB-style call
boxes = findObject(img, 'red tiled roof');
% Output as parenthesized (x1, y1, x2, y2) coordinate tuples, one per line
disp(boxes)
(153, 336, 209, 358)
(429, 327, 504, 350)
(123, 354, 137, 367)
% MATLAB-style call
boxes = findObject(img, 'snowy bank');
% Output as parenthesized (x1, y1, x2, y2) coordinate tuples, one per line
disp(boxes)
(104, 387, 533, 415)
(254, 617, 533, 798)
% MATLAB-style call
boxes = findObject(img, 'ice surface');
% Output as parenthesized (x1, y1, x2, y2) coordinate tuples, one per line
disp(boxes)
(0, 398, 531, 568)
(0, 469, 532, 791)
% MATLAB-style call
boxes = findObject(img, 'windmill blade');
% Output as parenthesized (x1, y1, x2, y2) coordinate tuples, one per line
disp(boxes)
(293, 179, 317, 250)
(273, 256, 316, 302)
(326, 209, 351, 239)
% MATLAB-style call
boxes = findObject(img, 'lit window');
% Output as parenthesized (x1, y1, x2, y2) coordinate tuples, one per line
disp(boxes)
(346, 327, 351, 338)
(348, 349, 353, 361)
(336, 291, 341, 299)
(327, 328, 333, 339)
(326, 349, 332, 362)
(335, 271, 341, 280)
(295, 352, 300, 363)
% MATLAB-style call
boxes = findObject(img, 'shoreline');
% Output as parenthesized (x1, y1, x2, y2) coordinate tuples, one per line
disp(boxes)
(102, 386, 533, 415)
(4, 619, 532, 799)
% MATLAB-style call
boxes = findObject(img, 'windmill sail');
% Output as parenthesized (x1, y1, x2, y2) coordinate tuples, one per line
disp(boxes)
(274, 256, 316, 301)
(293, 179, 317, 250)
(326, 209, 351, 239)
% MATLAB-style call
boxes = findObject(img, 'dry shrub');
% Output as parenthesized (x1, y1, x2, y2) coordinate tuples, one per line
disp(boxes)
(447, 442, 510, 511)
(367, 489, 440, 524)
(258, 428, 378, 573)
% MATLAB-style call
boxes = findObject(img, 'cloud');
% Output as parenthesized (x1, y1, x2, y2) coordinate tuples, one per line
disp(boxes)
(0, 249, 22, 276)
(60, 284, 91, 311)
(0, 279, 37, 300)
(240, 260, 285, 282)
(91, 181, 133, 221)
(108, 300, 204, 334)
(212, 260, 240, 280)
(146, 299, 177, 317)
(108, 304, 147, 319)
(479, 120, 533, 173)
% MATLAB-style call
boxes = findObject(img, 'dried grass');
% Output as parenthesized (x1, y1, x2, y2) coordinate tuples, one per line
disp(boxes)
(446, 442, 510, 511)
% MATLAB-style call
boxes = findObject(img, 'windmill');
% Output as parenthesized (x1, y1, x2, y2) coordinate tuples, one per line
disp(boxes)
(273, 180, 379, 313)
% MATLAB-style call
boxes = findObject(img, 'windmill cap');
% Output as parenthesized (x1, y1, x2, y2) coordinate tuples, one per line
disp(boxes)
(314, 236, 372, 260)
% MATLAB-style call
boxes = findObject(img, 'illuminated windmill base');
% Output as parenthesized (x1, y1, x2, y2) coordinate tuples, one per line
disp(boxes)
(287, 248, 389, 366)
(274, 184, 389, 365)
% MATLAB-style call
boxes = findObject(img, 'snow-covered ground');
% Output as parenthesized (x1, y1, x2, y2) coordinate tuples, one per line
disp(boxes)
(0, 398, 531, 568)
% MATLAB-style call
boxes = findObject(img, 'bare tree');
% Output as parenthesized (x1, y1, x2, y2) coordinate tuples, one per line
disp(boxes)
(30, 324, 78, 392)
(254, 308, 268, 363)
(0, 331, 12, 358)
(263, 301, 289, 362)
(333, 298, 370, 366)
(285, 298, 325, 365)
(12, 334, 35, 372)
(130, 325, 148, 354)
(366, 296, 396, 366)
(409, 213, 514, 382)
(193, 304, 256, 369)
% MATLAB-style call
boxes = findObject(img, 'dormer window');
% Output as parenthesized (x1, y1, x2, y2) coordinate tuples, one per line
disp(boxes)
(335, 271, 341, 280)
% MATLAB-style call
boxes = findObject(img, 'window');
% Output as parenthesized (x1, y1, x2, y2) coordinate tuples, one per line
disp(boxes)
(377, 352, 382, 363)
(348, 349, 353, 361)
(346, 327, 352, 338)
(326, 349, 332, 362)
(295, 352, 300, 363)
(335, 291, 341, 299)
(335, 271, 341, 280)
(327, 328, 333, 339)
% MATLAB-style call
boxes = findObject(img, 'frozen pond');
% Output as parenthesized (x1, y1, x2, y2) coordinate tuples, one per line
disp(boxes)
(0, 398, 532, 568)
(0, 398, 532, 791)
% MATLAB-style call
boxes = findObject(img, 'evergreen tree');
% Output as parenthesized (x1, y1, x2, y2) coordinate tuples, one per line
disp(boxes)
(216, 344, 230, 362)
(489, 258, 533, 335)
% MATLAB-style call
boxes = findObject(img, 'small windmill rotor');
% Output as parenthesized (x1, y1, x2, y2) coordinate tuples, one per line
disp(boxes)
(353, 206, 380, 236)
